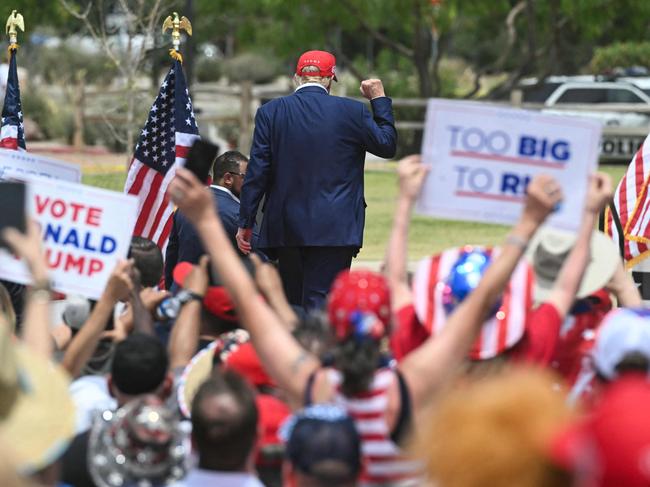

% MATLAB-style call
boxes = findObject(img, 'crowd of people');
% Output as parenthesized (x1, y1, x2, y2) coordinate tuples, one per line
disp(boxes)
(2, 49, 650, 487)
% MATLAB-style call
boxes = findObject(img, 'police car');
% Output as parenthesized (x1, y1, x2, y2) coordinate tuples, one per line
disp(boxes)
(518, 77, 650, 162)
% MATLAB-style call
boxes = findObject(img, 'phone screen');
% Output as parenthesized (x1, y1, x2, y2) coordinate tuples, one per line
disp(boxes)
(185, 139, 220, 183)
(0, 181, 26, 248)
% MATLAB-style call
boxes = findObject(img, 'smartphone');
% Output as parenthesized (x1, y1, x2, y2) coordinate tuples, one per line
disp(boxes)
(185, 139, 220, 183)
(0, 181, 26, 248)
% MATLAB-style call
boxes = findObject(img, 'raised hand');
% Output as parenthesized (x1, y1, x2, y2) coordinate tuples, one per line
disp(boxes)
(103, 259, 135, 304)
(2, 219, 48, 282)
(521, 174, 564, 227)
(397, 155, 430, 201)
(168, 167, 216, 226)
(584, 172, 613, 214)
(183, 255, 210, 297)
(360, 79, 386, 100)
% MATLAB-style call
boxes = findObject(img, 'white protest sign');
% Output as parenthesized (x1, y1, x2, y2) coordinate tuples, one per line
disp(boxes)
(0, 176, 138, 299)
(0, 148, 81, 182)
(416, 99, 602, 231)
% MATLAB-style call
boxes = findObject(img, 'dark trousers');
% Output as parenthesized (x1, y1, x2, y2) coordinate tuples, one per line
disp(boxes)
(276, 246, 355, 311)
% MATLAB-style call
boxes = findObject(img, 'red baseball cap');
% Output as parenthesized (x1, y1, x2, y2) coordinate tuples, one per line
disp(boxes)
(295, 50, 338, 81)
(223, 342, 275, 388)
(173, 262, 238, 322)
(327, 269, 391, 341)
(550, 375, 650, 487)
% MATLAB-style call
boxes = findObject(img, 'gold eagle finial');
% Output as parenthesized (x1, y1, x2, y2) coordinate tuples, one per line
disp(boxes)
(162, 12, 192, 53)
(5, 10, 24, 48)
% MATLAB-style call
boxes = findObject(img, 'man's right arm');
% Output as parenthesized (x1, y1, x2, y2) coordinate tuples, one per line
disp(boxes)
(359, 79, 397, 159)
(239, 108, 272, 230)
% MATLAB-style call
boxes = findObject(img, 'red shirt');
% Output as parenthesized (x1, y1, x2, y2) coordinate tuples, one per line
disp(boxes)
(390, 302, 562, 366)
(551, 290, 612, 386)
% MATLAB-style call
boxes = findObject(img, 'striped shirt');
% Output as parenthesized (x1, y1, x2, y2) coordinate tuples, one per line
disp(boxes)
(327, 368, 422, 486)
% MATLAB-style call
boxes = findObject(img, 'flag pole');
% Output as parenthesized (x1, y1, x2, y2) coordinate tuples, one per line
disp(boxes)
(162, 11, 192, 64)
(5, 9, 24, 53)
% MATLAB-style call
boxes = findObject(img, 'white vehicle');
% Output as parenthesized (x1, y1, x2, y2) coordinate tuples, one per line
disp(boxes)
(534, 81, 650, 161)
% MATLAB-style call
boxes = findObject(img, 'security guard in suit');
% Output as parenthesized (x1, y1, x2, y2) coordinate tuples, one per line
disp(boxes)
(165, 151, 253, 289)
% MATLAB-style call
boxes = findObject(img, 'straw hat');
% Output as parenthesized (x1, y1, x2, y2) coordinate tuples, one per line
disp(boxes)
(526, 228, 620, 303)
(0, 320, 76, 473)
(177, 329, 250, 418)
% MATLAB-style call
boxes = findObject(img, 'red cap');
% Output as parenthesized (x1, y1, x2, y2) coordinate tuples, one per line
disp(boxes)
(327, 269, 391, 341)
(255, 394, 291, 466)
(295, 50, 338, 81)
(173, 262, 238, 322)
(550, 375, 650, 487)
(223, 342, 275, 388)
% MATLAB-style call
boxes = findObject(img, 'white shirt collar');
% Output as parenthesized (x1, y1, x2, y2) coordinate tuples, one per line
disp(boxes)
(295, 82, 329, 93)
(210, 184, 240, 204)
(177, 469, 264, 487)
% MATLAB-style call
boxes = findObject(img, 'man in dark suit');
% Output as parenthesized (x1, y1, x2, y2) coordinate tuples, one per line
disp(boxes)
(237, 50, 397, 310)
(165, 150, 250, 289)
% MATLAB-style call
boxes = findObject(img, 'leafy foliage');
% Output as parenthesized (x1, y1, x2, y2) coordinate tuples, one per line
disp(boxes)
(591, 42, 650, 73)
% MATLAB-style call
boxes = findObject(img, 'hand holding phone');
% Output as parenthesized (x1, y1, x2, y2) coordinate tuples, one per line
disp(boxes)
(185, 139, 220, 183)
(0, 181, 26, 249)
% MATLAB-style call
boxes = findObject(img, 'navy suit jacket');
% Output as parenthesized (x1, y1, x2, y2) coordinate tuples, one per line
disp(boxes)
(165, 186, 244, 288)
(238, 86, 397, 249)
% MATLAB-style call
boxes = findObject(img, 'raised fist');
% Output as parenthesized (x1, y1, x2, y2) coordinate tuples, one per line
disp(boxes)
(360, 79, 386, 100)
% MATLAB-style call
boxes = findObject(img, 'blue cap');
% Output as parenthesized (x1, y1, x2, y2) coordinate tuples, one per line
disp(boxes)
(281, 404, 361, 482)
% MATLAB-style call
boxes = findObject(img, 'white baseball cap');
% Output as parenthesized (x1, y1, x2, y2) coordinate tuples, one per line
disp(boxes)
(593, 308, 650, 380)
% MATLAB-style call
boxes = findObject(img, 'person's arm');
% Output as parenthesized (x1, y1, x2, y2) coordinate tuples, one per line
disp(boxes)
(237, 108, 272, 254)
(250, 253, 299, 330)
(168, 255, 209, 370)
(169, 168, 320, 404)
(164, 213, 180, 289)
(606, 260, 643, 307)
(108, 287, 169, 342)
(384, 155, 430, 311)
(359, 79, 397, 158)
(129, 272, 156, 337)
(2, 221, 52, 359)
(544, 173, 613, 317)
(61, 260, 134, 378)
(399, 174, 563, 414)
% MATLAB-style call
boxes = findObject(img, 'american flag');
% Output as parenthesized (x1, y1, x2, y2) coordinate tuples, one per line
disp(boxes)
(0, 49, 26, 150)
(604, 134, 650, 267)
(124, 60, 199, 250)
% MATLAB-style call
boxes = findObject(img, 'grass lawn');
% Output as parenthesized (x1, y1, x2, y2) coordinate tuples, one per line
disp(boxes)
(359, 163, 628, 261)
(82, 164, 628, 261)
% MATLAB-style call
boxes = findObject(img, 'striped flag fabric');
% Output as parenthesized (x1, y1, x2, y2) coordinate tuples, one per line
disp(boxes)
(0, 48, 26, 150)
(604, 134, 650, 267)
(124, 60, 199, 251)
(411, 246, 533, 360)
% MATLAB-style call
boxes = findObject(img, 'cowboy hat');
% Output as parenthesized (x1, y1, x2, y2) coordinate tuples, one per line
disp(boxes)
(526, 228, 620, 303)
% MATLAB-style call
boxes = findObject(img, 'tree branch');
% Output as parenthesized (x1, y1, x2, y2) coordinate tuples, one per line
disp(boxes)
(462, 0, 526, 99)
(341, 0, 414, 58)
(327, 45, 365, 82)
